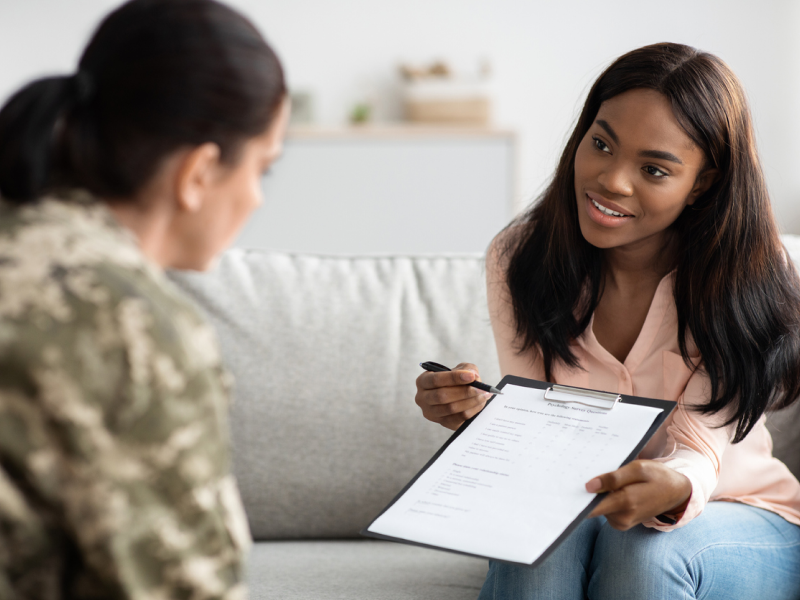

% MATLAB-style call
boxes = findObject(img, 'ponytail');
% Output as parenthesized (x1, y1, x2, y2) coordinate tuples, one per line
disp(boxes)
(0, 74, 89, 202)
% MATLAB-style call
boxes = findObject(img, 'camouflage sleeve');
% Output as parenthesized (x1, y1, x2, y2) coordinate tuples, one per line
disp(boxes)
(0, 263, 251, 600)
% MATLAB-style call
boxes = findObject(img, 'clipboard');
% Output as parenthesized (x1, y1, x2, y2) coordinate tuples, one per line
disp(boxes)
(361, 375, 676, 568)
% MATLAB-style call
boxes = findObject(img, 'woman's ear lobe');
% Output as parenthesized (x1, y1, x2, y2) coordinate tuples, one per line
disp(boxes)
(687, 168, 720, 206)
(175, 143, 221, 213)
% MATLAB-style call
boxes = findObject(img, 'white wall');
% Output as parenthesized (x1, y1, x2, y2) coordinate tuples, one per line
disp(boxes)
(2, 0, 800, 233)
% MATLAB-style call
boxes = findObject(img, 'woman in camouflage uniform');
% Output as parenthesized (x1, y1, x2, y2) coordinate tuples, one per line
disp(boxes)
(0, 0, 288, 597)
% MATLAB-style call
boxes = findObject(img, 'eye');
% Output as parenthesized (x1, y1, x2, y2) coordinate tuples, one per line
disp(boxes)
(592, 136, 611, 154)
(643, 165, 668, 178)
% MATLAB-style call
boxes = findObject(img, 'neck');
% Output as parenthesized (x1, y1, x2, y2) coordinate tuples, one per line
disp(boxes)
(105, 199, 174, 268)
(602, 231, 677, 291)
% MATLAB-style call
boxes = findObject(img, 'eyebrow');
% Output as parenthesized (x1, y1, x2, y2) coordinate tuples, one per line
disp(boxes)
(595, 119, 684, 165)
(596, 119, 619, 144)
(639, 149, 684, 165)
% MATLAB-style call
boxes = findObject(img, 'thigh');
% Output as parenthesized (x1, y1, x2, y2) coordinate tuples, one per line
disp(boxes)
(589, 502, 800, 600)
(478, 517, 604, 600)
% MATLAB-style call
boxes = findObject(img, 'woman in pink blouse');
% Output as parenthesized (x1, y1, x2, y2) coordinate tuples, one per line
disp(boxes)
(416, 43, 800, 599)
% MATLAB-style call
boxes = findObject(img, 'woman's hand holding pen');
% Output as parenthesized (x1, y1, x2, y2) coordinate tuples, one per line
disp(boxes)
(585, 460, 692, 530)
(415, 362, 492, 430)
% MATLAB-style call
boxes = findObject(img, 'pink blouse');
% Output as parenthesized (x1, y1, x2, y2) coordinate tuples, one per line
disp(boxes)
(487, 256, 800, 532)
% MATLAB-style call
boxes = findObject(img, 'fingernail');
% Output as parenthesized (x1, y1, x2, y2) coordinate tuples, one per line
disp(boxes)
(481, 392, 492, 400)
(585, 478, 602, 493)
(459, 372, 474, 382)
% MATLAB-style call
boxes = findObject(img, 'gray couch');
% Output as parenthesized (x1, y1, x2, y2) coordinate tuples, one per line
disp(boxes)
(169, 244, 800, 600)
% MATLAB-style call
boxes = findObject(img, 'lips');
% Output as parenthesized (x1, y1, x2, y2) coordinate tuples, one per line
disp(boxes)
(584, 191, 634, 229)
(586, 192, 633, 217)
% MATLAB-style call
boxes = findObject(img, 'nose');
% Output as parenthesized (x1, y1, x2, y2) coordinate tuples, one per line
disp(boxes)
(597, 161, 633, 197)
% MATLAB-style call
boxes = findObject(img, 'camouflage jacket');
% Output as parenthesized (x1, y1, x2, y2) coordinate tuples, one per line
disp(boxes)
(0, 193, 250, 599)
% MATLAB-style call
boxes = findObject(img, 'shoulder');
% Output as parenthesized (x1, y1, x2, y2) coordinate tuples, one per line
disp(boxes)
(0, 196, 223, 399)
(0, 194, 204, 319)
(0, 195, 148, 316)
(486, 221, 528, 282)
(485, 224, 523, 334)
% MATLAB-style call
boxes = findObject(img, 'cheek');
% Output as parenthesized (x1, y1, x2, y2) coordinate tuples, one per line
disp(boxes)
(229, 168, 262, 219)
(208, 170, 261, 247)
(573, 141, 600, 192)
(247, 171, 263, 210)
(639, 182, 693, 221)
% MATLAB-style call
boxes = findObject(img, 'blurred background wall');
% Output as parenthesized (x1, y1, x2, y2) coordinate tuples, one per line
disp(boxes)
(1, 0, 798, 252)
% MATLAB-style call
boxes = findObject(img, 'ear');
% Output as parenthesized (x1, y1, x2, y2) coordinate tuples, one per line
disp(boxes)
(686, 168, 720, 206)
(175, 143, 222, 213)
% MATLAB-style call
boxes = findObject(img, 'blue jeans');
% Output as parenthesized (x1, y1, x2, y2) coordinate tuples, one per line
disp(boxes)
(478, 502, 800, 600)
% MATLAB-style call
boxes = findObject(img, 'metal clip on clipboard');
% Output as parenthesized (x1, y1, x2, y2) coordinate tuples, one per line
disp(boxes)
(543, 384, 621, 411)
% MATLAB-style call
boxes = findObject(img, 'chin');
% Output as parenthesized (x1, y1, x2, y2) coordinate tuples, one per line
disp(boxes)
(577, 216, 621, 250)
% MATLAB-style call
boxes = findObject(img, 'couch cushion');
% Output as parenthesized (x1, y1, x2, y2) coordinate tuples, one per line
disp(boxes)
(247, 540, 487, 600)
(169, 252, 501, 540)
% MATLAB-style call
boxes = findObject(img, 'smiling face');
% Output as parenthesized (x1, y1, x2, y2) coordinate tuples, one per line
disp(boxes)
(574, 88, 716, 254)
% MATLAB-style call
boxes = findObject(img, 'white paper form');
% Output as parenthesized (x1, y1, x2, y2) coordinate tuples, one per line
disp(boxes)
(368, 384, 663, 564)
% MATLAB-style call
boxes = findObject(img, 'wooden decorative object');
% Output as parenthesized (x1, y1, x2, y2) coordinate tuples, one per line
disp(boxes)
(405, 97, 490, 125)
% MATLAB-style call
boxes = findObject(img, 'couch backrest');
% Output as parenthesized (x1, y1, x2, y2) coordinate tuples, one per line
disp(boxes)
(169, 240, 800, 540)
(169, 251, 501, 540)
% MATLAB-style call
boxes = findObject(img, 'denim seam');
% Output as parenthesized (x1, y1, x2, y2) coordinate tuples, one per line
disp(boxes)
(684, 539, 800, 590)
(582, 538, 800, 600)
(685, 538, 800, 566)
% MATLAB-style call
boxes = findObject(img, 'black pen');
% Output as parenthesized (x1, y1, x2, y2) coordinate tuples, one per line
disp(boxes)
(420, 361, 503, 395)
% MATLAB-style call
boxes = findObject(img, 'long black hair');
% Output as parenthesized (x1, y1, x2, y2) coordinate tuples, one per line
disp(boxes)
(503, 42, 800, 443)
(0, 0, 286, 203)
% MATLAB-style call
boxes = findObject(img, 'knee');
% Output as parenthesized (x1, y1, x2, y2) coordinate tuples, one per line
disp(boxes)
(588, 523, 689, 599)
(478, 518, 604, 600)
(480, 558, 590, 600)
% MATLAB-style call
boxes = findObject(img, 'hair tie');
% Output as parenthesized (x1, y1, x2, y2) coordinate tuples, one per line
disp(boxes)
(71, 70, 95, 104)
